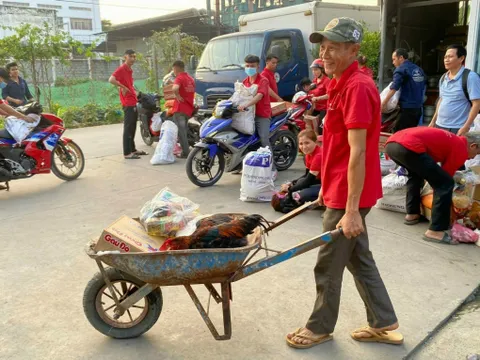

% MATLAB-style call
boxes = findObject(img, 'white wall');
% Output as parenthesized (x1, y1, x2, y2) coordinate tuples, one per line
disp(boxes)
(0, 0, 102, 43)
(466, 0, 480, 72)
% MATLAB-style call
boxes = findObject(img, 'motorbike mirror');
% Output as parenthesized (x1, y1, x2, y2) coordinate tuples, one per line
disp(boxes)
(294, 84, 300, 92)
(189, 55, 198, 71)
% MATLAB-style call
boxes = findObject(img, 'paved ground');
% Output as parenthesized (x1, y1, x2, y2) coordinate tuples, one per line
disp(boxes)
(1, 124, 479, 360)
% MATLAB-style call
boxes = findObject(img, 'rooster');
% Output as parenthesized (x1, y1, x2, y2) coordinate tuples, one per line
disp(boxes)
(159, 214, 272, 251)
(196, 214, 240, 228)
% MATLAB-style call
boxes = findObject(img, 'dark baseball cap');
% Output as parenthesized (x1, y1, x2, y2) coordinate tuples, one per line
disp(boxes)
(310, 17, 364, 44)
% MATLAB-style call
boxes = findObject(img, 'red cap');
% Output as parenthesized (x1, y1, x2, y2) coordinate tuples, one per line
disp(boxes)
(310, 59, 324, 69)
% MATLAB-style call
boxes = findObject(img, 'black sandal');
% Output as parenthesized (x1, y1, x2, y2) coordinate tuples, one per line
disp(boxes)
(124, 154, 141, 159)
(134, 150, 149, 156)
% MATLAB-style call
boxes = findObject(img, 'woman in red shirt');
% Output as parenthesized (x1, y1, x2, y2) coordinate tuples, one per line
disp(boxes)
(308, 59, 330, 135)
(358, 55, 374, 79)
(277, 130, 321, 207)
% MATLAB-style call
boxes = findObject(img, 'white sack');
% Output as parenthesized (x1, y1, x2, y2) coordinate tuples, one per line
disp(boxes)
(230, 81, 257, 135)
(240, 146, 274, 202)
(150, 120, 178, 165)
(380, 82, 401, 114)
(375, 172, 408, 213)
(5, 114, 41, 143)
(151, 112, 163, 132)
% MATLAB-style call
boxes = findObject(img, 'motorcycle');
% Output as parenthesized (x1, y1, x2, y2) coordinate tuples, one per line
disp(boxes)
(186, 101, 298, 187)
(137, 92, 202, 148)
(0, 102, 85, 191)
(287, 91, 314, 135)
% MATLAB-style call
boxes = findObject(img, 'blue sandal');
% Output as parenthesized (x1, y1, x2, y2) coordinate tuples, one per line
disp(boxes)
(422, 232, 458, 245)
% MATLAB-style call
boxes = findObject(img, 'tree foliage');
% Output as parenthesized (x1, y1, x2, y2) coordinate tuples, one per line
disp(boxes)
(0, 23, 91, 108)
(139, 25, 206, 91)
(359, 27, 381, 79)
(101, 19, 113, 32)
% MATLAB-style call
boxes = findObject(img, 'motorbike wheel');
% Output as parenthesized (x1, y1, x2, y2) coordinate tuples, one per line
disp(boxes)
(186, 147, 225, 187)
(140, 122, 154, 146)
(51, 140, 85, 181)
(271, 130, 298, 171)
(83, 267, 163, 339)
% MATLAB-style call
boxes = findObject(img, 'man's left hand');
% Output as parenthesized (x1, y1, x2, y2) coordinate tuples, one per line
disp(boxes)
(457, 126, 470, 137)
(337, 210, 364, 239)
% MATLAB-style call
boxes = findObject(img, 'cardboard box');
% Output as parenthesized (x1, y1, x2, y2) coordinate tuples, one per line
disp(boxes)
(271, 102, 287, 116)
(163, 84, 176, 100)
(94, 216, 166, 253)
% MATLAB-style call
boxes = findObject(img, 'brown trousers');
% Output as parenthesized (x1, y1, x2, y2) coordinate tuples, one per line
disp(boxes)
(306, 208, 398, 334)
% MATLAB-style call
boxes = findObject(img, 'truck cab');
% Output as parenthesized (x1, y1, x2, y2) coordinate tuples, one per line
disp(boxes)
(193, 29, 309, 117)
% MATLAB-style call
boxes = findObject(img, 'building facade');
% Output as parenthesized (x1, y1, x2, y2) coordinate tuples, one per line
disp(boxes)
(0, 0, 101, 43)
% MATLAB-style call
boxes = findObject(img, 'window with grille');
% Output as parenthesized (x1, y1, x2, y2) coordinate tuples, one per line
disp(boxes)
(38, 3, 62, 9)
(69, 6, 91, 11)
(3, 1, 30, 7)
(70, 18, 93, 30)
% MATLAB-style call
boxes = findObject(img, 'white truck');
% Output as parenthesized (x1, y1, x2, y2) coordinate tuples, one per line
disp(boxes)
(193, 1, 380, 113)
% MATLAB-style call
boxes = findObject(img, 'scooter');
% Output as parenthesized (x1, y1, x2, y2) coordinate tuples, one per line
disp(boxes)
(186, 101, 298, 187)
(137, 92, 202, 147)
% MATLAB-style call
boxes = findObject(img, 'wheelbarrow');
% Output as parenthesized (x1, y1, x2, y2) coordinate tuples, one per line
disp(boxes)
(83, 202, 342, 340)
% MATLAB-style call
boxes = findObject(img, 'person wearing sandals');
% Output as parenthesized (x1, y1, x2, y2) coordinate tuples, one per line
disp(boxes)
(109, 49, 148, 160)
(286, 17, 403, 349)
(386, 127, 480, 244)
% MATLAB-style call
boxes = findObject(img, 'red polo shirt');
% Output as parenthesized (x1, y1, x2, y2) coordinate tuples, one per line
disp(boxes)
(261, 68, 279, 102)
(359, 66, 374, 79)
(321, 61, 382, 209)
(173, 72, 196, 117)
(387, 127, 468, 176)
(309, 75, 330, 111)
(111, 63, 137, 107)
(305, 145, 322, 180)
(243, 74, 271, 118)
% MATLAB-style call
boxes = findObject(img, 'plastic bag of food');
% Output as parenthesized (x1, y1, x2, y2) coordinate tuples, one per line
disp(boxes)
(140, 187, 200, 236)
(380, 152, 396, 176)
(451, 223, 479, 243)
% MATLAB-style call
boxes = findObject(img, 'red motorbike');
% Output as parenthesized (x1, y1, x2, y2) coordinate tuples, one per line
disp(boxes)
(0, 102, 85, 191)
(284, 91, 314, 135)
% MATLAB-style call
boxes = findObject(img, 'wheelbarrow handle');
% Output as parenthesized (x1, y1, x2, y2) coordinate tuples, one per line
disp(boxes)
(265, 201, 318, 233)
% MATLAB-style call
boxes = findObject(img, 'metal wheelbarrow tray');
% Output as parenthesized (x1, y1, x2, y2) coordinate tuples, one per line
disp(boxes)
(83, 203, 341, 340)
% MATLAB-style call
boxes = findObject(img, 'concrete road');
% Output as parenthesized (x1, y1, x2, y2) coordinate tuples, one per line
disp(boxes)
(1, 124, 479, 360)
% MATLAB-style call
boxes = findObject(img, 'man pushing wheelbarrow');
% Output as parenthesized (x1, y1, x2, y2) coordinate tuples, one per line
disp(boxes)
(286, 17, 403, 348)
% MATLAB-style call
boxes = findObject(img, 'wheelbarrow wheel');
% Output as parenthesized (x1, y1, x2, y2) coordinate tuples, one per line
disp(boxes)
(83, 267, 163, 339)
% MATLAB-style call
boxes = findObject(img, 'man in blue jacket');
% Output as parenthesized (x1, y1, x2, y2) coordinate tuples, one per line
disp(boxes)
(381, 49, 426, 132)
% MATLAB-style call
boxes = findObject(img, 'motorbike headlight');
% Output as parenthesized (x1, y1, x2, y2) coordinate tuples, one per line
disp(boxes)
(194, 93, 204, 107)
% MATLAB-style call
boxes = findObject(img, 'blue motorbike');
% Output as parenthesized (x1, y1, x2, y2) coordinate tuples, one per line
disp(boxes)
(186, 101, 298, 187)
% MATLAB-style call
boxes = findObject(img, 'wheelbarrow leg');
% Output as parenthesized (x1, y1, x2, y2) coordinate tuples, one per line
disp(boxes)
(221, 282, 232, 338)
(185, 282, 232, 341)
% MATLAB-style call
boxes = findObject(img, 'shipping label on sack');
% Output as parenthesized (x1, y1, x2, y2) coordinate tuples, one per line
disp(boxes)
(245, 152, 272, 168)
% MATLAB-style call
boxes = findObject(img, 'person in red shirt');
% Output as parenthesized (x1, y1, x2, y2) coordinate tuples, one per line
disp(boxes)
(308, 59, 330, 134)
(261, 54, 283, 103)
(171, 60, 195, 158)
(287, 17, 401, 349)
(238, 54, 277, 175)
(386, 128, 480, 243)
(358, 55, 374, 79)
(109, 49, 146, 160)
(279, 130, 322, 205)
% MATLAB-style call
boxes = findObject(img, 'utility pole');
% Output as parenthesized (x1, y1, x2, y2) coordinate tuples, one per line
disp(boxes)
(215, 0, 221, 35)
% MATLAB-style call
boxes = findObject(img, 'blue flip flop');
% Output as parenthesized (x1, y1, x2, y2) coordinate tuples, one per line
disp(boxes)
(422, 232, 458, 245)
